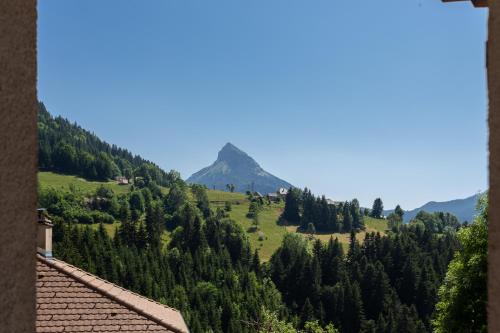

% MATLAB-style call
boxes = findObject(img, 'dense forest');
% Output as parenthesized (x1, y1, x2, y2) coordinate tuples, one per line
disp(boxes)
(38, 104, 488, 332)
(281, 188, 365, 234)
(269, 228, 457, 332)
(46, 188, 284, 332)
(38, 102, 173, 186)
(40, 180, 486, 333)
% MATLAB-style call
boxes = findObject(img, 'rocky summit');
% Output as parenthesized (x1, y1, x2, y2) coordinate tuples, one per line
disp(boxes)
(187, 143, 293, 194)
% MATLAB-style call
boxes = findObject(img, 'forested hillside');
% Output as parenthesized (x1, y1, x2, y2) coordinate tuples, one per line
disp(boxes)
(38, 102, 172, 186)
(38, 172, 467, 332)
(39, 175, 340, 332)
(281, 188, 365, 233)
(37, 104, 487, 332)
(269, 229, 457, 332)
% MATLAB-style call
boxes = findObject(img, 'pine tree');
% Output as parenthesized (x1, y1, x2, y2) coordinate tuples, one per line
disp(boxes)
(145, 201, 163, 247)
(342, 202, 353, 232)
(394, 204, 404, 219)
(251, 249, 261, 277)
(433, 195, 488, 333)
(282, 188, 301, 225)
(350, 199, 362, 230)
(300, 298, 315, 327)
(370, 198, 384, 219)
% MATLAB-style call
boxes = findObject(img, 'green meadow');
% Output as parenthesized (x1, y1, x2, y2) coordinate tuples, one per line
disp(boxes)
(38, 171, 131, 194)
(39, 171, 388, 261)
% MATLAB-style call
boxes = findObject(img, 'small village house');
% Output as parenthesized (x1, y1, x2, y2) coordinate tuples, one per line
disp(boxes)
(115, 176, 129, 185)
(277, 188, 288, 198)
(253, 191, 263, 198)
(267, 192, 280, 202)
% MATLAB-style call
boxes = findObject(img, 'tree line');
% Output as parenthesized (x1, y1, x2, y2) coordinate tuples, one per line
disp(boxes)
(44, 181, 281, 333)
(42, 174, 487, 333)
(281, 188, 365, 234)
(38, 102, 173, 185)
(269, 226, 459, 332)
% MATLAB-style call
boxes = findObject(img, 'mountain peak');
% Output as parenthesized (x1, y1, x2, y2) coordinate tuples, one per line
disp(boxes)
(187, 143, 293, 193)
(218, 142, 245, 157)
(221, 142, 237, 150)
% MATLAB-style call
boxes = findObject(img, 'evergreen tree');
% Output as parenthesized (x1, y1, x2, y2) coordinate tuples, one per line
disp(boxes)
(283, 188, 301, 225)
(164, 183, 188, 215)
(350, 199, 363, 230)
(342, 203, 353, 232)
(433, 195, 488, 333)
(145, 201, 163, 247)
(191, 184, 211, 219)
(394, 205, 404, 220)
(370, 198, 384, 219)
(300, 298, 315, 327)
(129, 190, 145, 214)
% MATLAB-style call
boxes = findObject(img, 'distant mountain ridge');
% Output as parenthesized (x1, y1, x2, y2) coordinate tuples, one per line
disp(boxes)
(384, 193, 482, 223)
(187, 143, 293, 194)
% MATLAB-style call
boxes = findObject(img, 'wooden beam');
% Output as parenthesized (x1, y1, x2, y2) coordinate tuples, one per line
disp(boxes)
(472, 0, 488, 7)
(442, 0, 488, 7)
(488, 2, 500, 332)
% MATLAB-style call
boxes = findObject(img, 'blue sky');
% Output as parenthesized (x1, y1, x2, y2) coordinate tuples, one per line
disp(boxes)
(38, 0, 488, 210)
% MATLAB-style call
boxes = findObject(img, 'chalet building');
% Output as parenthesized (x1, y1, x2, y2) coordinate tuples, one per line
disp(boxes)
(277, 188, 288, 198)
(253, 192, 263, 198)
(116, 176, 129, 185)
(267, 188, 289, 202)
(36, 210, 189, 333)
(267, 192, 280, 202)
(326, 199, 342, 206)
(83, 196, 107, 207)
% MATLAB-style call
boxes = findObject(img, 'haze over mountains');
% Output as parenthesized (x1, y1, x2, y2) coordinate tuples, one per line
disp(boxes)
(39, 101, 481, 224)
(384, 193, 482, 223)
(187, 143, 293, 194)
(188, 144, 482, 223)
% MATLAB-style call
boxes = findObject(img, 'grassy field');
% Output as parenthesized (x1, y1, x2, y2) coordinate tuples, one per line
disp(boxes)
(206, 191, 287, 260)
(38, 172, 132, 195)
(39, 171, 389, 261)
(286, 216, 388, 252)
(206, 192, 388, 260)
(87, 221, 122, 237)
(206, 189, 247, 203)
(227, 201, 286, 261)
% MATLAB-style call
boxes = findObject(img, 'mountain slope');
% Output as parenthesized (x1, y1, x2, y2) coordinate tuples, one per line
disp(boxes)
(385, 193, 482, 223)
(38, 102, 170, 185)
(187, 143, 293, 194)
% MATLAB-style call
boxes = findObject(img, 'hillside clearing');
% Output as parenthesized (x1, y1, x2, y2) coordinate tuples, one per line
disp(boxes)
(38, 171, 131, 195)
(39, 171, 388, 261)
(286, 216, 388, 252)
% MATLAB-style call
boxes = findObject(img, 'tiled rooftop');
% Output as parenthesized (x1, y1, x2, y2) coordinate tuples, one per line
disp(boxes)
(36, 255, 189, 333)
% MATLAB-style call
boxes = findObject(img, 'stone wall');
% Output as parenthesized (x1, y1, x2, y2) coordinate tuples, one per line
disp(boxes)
(0, 1, 37, 332)
(488, 1, 500, 332)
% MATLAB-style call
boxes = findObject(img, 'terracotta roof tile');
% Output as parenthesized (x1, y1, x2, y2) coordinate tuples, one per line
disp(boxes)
(37, 326, 65, 332)
(36, 255, 189, 333)
(63, 326, 93, 332)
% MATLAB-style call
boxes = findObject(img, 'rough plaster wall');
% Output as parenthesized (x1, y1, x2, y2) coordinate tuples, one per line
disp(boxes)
(0, 1, 37, 332)
(489, 1, 500, 332)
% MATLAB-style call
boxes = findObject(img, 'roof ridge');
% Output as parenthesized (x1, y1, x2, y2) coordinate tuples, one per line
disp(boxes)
(37, 254, 189, 333)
